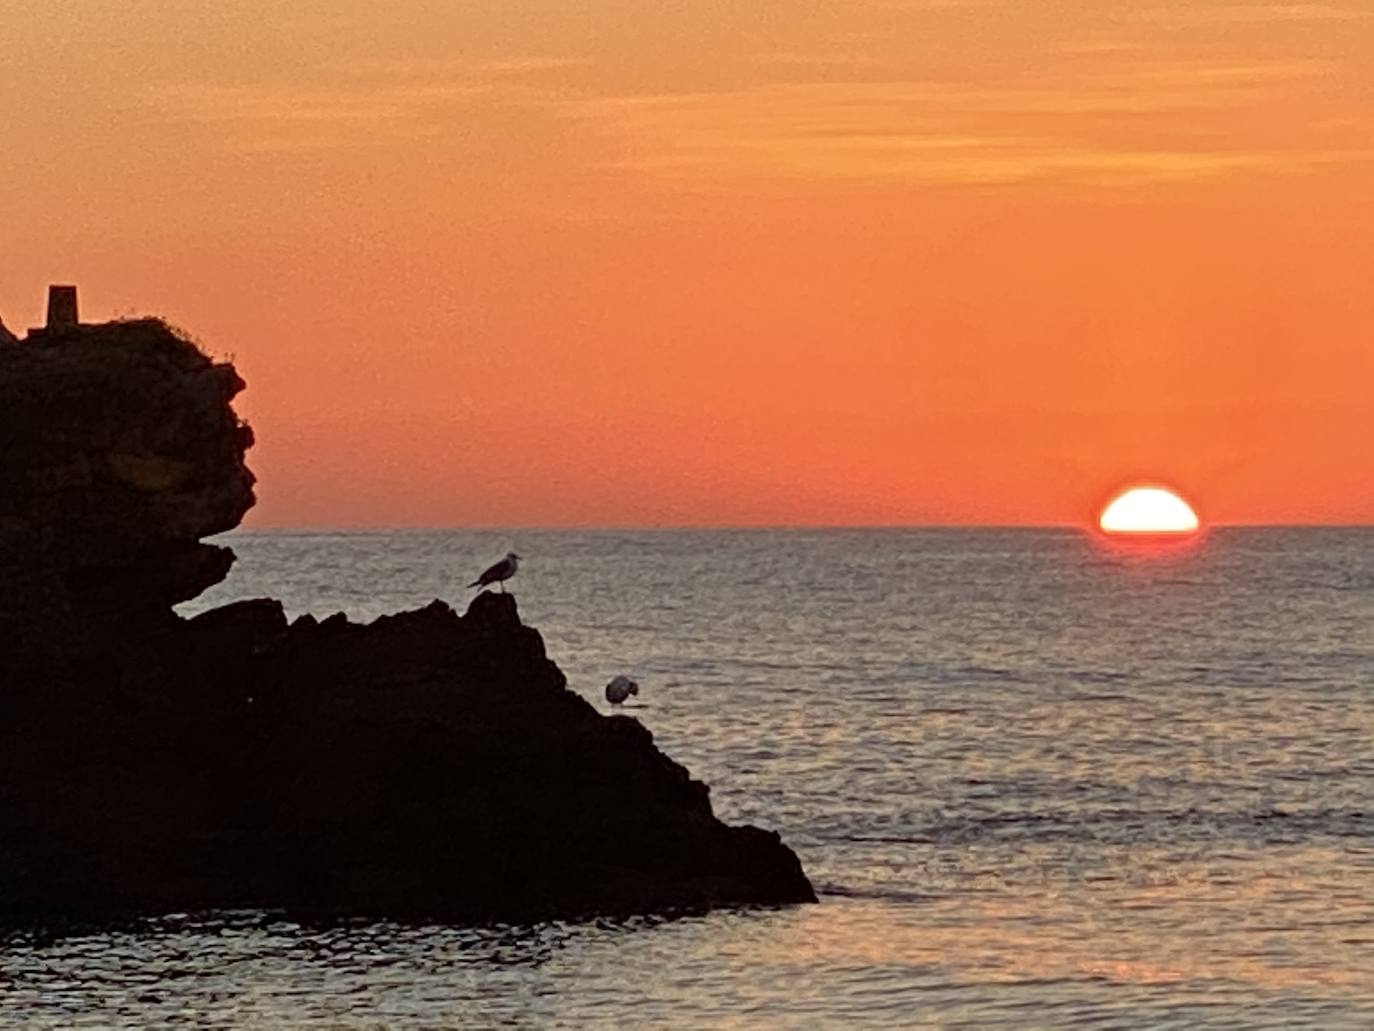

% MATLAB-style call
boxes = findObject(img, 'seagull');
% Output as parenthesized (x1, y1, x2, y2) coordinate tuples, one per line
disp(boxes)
(605, 675, 639, 705)
(468, 551, 521, 592)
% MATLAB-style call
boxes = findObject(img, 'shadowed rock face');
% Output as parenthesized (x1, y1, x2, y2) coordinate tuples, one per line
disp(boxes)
(0, 319, 814, 922)
(0, 319, 254, 650)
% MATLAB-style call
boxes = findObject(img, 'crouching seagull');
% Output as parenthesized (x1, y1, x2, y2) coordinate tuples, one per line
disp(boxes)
(469, 551, 521, 592)
(605, 675, 639, 705)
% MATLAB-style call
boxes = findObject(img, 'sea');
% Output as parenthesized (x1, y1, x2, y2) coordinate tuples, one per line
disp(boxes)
(2, 528, 1372, 1029)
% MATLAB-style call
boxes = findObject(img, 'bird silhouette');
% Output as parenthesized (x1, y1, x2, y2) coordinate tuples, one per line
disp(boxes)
(605, 675, 639, 705)
(468, 552, 520, 592)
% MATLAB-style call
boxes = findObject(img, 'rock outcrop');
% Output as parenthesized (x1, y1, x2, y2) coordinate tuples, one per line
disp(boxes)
(0, 318, 814, 922)
(0, 319, 253, 655)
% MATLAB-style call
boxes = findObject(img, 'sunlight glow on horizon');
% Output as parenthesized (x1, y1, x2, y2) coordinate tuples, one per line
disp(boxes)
(1099, 487, 1201, 535)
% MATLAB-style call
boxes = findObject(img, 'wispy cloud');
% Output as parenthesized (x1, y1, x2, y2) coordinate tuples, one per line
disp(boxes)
(1134, 2, 1373, 26)
(148, 82, 484, 152)
(869, 0, 996, 9)
(359, 55, 594, 78)
(145, 56, 585, 153)
(573, 58, 1360, 187)
(756, 51, 888, 69)
(145, 45, 1369, 188)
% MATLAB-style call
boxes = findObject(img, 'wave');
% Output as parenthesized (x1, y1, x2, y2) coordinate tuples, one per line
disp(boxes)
(820, 806, 1373, 847)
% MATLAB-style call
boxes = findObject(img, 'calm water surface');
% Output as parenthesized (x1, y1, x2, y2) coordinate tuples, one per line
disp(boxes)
(3, 528, 1372, 1028)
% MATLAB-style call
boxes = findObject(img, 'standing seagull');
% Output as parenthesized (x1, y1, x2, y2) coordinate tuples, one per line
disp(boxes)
(469, 551, 521, 592)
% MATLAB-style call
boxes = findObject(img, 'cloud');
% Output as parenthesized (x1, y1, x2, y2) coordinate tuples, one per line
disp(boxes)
(147, 83, 473, 152)
(477, 56, 594, 75)
(143, 44, 1368, 188)
(572, 58, 1357, 187)
(756, 52, 888, 69)
(144, 57, 582, 154)
(1133, 2, 1373, 25)
(359, 55, 594, 78)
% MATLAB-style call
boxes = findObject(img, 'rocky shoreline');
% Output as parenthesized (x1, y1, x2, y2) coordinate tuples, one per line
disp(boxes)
(0, 316, 814, 922)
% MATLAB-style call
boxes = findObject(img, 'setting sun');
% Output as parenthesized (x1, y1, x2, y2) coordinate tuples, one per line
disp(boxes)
(1099, 487, 1200, 535)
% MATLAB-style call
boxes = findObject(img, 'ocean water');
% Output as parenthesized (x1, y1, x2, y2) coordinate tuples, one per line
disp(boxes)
(3, 528, 1373, 1028)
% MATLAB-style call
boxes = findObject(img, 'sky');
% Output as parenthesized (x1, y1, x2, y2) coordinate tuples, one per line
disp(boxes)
(3, 0, 1372, 527)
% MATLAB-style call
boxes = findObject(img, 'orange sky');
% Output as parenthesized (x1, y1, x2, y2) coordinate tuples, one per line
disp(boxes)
(4, 0, 1372, 527)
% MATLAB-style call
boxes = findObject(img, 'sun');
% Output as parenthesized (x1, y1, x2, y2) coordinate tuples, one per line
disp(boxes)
(1098, 486, 1200, 535)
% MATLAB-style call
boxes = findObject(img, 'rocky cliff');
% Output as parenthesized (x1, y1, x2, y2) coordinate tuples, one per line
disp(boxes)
(0, 319, 253, 654)
(0, 318, 814, 922)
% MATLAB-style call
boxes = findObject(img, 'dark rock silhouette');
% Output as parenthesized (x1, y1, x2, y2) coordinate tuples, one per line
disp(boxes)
(0, 319, 253, 653)
(0, 317, 814, 922)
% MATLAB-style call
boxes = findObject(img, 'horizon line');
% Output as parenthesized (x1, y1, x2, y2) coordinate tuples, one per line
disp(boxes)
(225, 521, 1374, 534)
